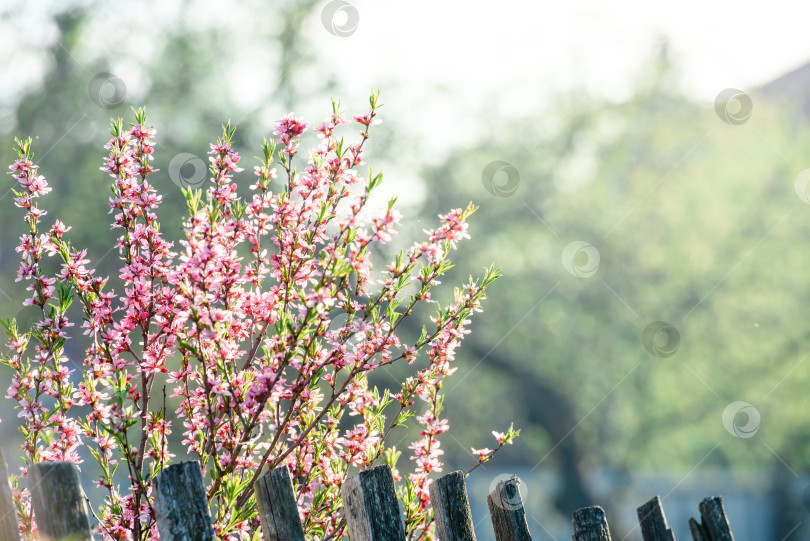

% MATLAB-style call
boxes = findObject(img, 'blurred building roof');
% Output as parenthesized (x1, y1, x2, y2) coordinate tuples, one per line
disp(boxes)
(758, 61, 810, 119)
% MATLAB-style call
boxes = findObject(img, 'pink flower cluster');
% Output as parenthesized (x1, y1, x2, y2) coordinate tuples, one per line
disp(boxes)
(1, 94, 507, 541)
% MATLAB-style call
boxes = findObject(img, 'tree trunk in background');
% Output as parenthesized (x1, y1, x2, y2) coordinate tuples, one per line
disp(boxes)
(466, 342, 593, 516)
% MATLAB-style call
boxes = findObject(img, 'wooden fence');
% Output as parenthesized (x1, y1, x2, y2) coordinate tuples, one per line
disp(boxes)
(0, 453, 735, 541)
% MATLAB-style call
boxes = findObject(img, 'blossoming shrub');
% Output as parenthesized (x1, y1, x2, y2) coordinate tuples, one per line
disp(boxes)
(1, 92, 516, 540)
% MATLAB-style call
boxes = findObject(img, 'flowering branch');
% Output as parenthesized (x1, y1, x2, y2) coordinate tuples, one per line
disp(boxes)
(467, 423, 520, 476)
(1, 91, 515, 540)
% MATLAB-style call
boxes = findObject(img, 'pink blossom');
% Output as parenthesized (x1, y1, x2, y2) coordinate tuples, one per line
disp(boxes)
(0, 99, 502, 540)
(471, 448, 492, 463)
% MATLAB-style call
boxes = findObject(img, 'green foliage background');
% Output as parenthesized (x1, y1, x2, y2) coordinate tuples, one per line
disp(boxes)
(2, 2, 809, 538)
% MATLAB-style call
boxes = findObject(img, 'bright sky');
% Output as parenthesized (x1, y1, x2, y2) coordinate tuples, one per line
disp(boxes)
(310, 0, 810, 149)
(332, 0, 810, 99)
(2, 0, 810, 157)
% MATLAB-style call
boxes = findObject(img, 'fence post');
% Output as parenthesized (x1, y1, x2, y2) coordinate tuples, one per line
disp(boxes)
(430, 471, 476, 541)
(688, 496, 734, 541)
(637, 496, 675, 541)
(28, 461, 92, 541)
(341, 464, 406, 541)
(153, 461, 215, 541)
(0, 449, 19, 541)
(687, 519, 707, 541)
(254, 466, 304, 541)
(487, 475, 531, 541)
(572, 506, 612, 541)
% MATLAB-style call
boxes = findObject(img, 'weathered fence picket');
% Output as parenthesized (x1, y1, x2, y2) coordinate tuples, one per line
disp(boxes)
(430, 470, 477, 541)
(688, 521, 706, 541)
(254, 466, 305, 541)
(637, 496, 675, 541)
(28, 461, 93, 541)
(0, 450, 19, 541)
(487, 475, 532, 541)
(0, 454, 739, 541)
(687, 497, 734, 541)
(572, 506, 612, 541)
(341, 464, 406, 541)
(152, 461, 215, 541)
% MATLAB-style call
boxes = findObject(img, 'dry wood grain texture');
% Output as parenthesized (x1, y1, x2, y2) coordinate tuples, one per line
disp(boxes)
(572, 506, 612, 541)
(487, 475, 531, 541)
(430, 471, 476, 541)
(28, 462, 92, 541)
(637, 496, 675, 541)
(688, 497, 734, 541)
(341, 464, 405, 541)
(688, 518, 708, 541)
(153, 461, 215, 541)
(254, 466, 305, 541)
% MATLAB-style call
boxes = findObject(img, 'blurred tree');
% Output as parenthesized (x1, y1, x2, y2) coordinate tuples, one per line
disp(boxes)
(0, 0, 325, 316)
(3, 5, 810, 537)
(0, 0, 326, 451)
(408, 43, 810, 524)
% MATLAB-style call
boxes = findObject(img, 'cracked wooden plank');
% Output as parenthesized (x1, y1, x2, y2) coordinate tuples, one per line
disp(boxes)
(153, 461, 215, 541)
(254, 466, 305, 541)
(572, 506, 612, 541)
(341, 464, 405, 541)
(637, 496, 675, 541)
(487, 475, 531, 541)
(29, 461, 92, 541)
(431, 471, 476, 541)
